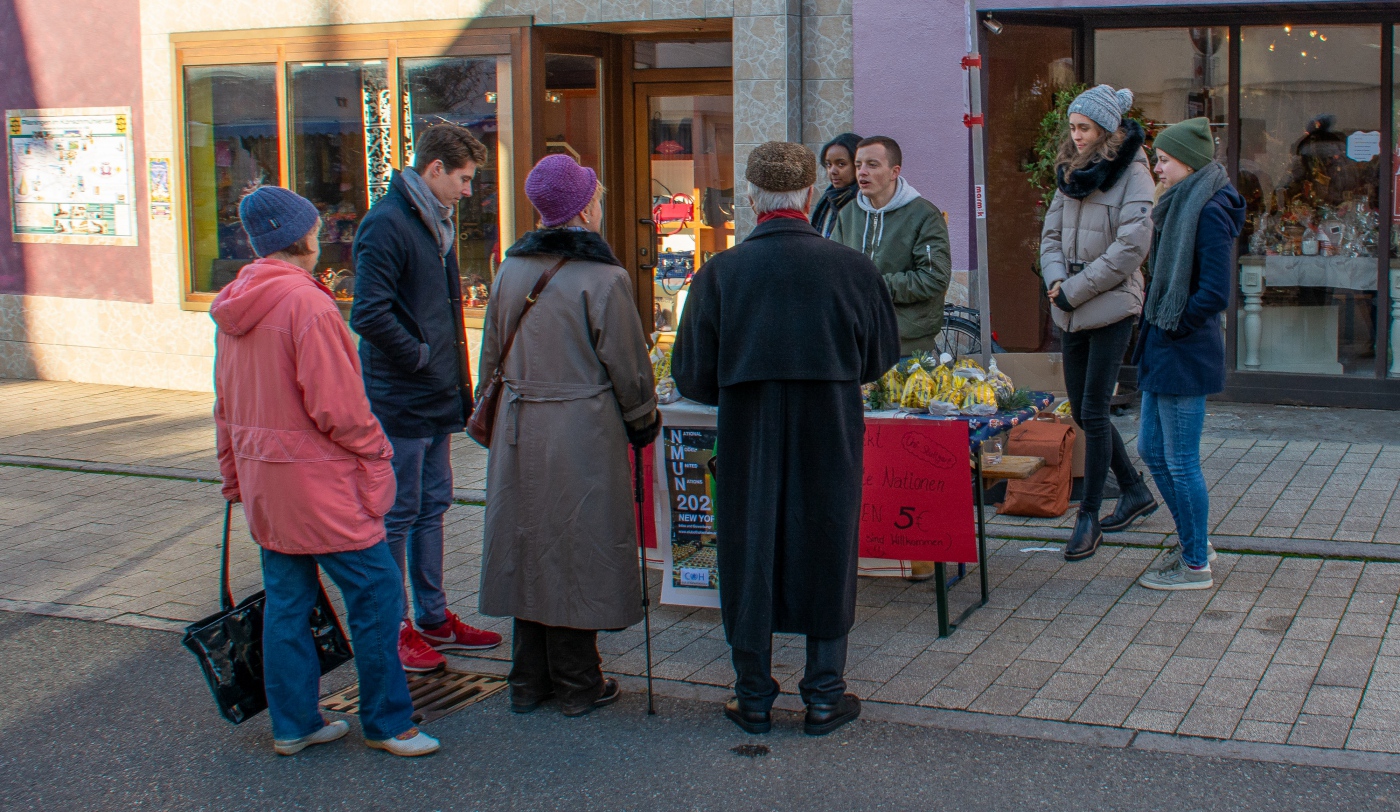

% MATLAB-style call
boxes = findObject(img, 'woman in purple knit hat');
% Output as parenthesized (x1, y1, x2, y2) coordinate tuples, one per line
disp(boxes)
(476, 153, 660, 717)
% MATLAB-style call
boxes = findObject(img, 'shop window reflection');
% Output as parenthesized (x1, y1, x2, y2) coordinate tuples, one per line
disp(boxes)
(401, 57, 499, 313)
(1390, 26, 1400, 378)
(647, 95, 733, 333)
(183, 65, 279, 294)
(288, 60, 389, 301)
(1237, 25, 1380, 376)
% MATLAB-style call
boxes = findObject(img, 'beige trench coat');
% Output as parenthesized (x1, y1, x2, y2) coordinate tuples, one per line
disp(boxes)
(1039, 149, 1156, 332)
(477, 237, 655, 630)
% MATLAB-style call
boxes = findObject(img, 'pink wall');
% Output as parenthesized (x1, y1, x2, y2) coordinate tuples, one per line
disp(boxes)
(853, 0, 975, 271)
(0, 0, 150, 302)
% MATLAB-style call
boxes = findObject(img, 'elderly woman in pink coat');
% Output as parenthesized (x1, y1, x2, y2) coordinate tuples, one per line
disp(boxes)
(212, 186, 436, 758)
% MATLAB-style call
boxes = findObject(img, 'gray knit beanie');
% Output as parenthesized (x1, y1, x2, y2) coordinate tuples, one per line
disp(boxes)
(1068, 84, 1134, 133)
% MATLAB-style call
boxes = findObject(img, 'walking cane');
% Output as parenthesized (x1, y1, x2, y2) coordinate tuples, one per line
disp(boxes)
(633, 442, 657, 715)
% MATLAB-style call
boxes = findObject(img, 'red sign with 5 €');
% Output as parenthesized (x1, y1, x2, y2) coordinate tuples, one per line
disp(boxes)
(858, 418, 977, 563)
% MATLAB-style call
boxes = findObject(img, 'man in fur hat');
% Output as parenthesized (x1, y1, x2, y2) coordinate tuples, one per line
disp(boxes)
(672, 141, 900, 737)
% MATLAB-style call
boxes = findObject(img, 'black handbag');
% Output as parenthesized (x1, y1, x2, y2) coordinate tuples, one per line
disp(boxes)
(182, 502, 354, 724)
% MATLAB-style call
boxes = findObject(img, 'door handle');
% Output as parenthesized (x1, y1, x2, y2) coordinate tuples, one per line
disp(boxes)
(639, 218, 658, 270)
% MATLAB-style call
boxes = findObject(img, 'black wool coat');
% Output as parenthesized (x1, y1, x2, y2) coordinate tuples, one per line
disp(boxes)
(672, 218, 900, 650)
(350, 171, 473, 438)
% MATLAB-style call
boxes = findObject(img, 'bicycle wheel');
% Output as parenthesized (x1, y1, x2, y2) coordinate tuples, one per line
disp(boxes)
(936, 317, 981, 360)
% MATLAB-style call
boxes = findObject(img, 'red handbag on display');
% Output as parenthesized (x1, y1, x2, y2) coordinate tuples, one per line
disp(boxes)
(652, 193, 694, 235)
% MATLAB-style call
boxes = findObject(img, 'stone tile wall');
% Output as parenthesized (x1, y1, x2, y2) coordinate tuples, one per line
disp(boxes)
(0, 0, 852, 389)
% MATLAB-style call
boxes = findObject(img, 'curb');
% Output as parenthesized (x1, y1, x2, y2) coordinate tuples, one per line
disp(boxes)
(0, 453, 488, 504)
(6, 602, 1400, 776)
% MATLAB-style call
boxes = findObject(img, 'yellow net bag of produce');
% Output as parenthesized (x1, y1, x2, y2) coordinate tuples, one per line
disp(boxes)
(899, 362, 936, 410)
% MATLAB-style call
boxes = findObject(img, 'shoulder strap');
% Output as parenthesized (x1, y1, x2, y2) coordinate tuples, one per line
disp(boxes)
(494, 256, 568, 374)
(220, 501, 234, 612)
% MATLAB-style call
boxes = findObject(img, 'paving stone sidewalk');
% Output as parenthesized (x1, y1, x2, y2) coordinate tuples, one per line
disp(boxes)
(3, 463, 1400, 755)
(4, 379, 1399, 550)
(0, 379, 487, 496)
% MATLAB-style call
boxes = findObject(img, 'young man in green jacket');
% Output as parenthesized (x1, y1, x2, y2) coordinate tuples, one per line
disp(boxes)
(830, 136, 952, 356)
(831, 136, 952, 582)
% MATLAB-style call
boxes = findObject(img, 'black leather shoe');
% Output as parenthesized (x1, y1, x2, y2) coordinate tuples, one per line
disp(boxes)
(724, 698, 772, 734)
(561, 678, 621, 717)
(1101, 472, 1158, 533)
(804, 693, 861, 736)
(510, 689, 554, 714)
(1063, 510, 1103, 561)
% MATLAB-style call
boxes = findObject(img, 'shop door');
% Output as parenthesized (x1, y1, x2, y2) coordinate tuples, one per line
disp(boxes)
(633, 82, 734, 335)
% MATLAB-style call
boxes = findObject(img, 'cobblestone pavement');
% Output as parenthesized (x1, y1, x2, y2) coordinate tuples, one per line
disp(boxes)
(4, 462, 1400, 757)
(5, 380, 1400, 759)
(0, 380, 486, 496)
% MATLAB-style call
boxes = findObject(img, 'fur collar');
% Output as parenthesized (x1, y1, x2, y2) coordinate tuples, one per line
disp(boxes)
(1055, 120, 1146, 200)
(506, 228, 621, 265)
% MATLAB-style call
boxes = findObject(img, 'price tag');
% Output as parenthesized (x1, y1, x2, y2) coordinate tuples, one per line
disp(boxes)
(858, 419, 977, 562)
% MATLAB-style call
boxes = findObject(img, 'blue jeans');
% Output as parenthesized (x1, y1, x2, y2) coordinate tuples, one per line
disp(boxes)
(260, 541, 415, 741)
(385, 434, 453, 627)
(1137, 391, 1211, 569)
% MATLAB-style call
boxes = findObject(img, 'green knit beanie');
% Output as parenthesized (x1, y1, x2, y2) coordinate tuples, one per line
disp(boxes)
(1152, 117, 1215, 171)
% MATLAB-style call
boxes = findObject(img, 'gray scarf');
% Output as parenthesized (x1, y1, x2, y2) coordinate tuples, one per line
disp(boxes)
(401, 167, 455, 257)
(1144, 161, 1228, 331)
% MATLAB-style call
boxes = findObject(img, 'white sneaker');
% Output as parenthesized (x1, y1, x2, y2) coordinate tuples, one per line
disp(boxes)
(274, 719, 349, 756)
(366, 727, 440, 757)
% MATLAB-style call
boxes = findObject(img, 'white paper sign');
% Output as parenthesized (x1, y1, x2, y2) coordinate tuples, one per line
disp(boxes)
(1347, 130, 1381, 162)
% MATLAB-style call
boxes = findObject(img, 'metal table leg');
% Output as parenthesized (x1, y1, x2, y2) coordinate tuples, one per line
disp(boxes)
(974, 454, 989, 606)
(934, 562, 949, 638)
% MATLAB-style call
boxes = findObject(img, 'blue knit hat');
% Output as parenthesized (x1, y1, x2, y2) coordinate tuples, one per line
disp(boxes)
(1068, 84, 1134, 133)
(238, 186, 321, 257)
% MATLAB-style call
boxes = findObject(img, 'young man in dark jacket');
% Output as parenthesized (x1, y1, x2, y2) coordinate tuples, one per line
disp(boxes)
(351, 124, 501, 671)
(673, 141, 901, 738)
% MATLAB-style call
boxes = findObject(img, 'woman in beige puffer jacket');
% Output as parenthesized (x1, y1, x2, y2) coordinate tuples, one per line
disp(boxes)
(1039, 84, 1157, 563)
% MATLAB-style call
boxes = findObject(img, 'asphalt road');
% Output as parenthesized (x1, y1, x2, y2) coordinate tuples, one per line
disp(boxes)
(2, 612, 1398, 812)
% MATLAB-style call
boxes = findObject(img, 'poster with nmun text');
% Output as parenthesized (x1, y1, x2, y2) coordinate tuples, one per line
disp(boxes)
(655, 423, 720, 609)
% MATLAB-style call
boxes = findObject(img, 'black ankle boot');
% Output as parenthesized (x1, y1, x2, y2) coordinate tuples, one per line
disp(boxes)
(1064, 510, 1102, 561)
(1101, 472, 1159, 533)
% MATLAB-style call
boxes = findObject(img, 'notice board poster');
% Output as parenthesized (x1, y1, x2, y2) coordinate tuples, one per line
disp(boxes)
(7, 107, 137, 245)
(858, 418, 977, 563)
(657, 425, 720, 608)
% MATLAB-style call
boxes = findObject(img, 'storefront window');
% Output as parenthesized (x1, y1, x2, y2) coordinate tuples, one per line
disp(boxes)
(401, 57, 500, 312)
(1390, 26, 1400, 378)
(647, 94, 733, 333)
(183, 65, 279, 294)
(1095, 27, 1231, 151)
(287, 60, 389, 300)
(1237, 25, 1381, 376)
(633, 41, 731, 70)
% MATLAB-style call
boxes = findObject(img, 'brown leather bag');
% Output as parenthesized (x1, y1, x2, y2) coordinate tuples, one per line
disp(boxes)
(997, 413, 1076, 518)
(467, 257, 568, 448)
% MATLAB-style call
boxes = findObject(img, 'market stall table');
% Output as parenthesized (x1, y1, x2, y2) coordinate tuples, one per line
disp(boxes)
(651, 391, 1054, 637)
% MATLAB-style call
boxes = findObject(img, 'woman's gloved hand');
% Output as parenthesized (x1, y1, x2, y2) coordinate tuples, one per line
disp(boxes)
(626, 410, 662, 449)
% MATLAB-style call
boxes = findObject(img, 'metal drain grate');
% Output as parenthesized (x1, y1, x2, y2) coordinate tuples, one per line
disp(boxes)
(320, 670, 508, 724)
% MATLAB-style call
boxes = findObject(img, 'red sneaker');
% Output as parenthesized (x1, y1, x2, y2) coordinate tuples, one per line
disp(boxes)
(419, 611, 502, 651)
(398, 622, 446, 673)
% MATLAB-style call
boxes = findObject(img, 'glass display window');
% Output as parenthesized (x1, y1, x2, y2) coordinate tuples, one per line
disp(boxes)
(1095, 27, 1231, 152)
(1237, 24, 1381, 376)
(401, 56, 500, 313)
(288, 60, 389, 300)
(175, 27, 520, 309)
(182, 64, 279, 294)
(644, 92, 733, 333)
